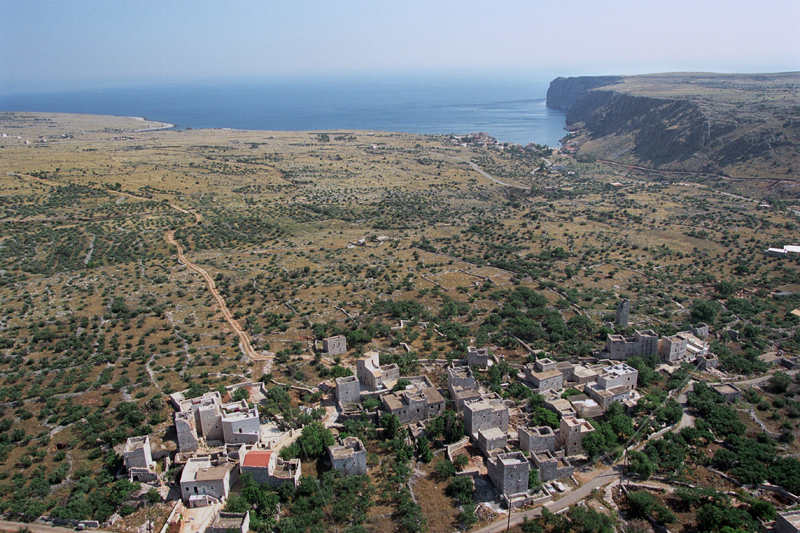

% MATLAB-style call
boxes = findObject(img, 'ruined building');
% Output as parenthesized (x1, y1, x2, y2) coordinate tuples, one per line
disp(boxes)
(327, 437, 367, 476)
(604, 329, 658, 360)
(322, 335, 347, 356)
(123, 436, 156, 482)
(519, 426, 556, 455)
(615, 299, 630, 328)
(381, 377, 445, 425)
(466, 346, 492, 368)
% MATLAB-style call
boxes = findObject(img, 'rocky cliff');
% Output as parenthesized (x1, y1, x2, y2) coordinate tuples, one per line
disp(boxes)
(546, 73, 800, 178)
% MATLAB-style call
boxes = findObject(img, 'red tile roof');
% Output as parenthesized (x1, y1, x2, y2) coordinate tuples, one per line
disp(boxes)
(243, 450, 273, 468)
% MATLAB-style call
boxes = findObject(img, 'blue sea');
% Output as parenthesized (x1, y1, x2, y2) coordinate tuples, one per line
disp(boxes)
(0, 74, 568, 146)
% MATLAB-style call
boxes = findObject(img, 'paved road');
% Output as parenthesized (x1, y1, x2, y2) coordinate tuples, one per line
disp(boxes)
(472, 464, 624, 533)
(436, 154, 530, 190)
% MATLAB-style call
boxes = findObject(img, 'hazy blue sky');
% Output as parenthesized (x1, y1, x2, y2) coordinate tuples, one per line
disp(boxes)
(2, 0, 798, 92)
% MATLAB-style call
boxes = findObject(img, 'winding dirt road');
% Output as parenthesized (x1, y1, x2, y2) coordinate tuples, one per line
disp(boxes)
(164, 218, 270, 363)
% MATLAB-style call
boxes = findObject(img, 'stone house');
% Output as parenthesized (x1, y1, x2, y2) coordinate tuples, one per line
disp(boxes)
(381, 382, 445, 425)
(322, 335, 347, 356)
(519, 426, 556, 455)
(558, 415, 595, 456)
(466, 346, 491, 368)
(605, 329, 658, 360)
(207, 512, 250, 533)
(180, 456, 237, 505)
(327, 437, 367, 476)
(658, 335, 688, 363)
(356, 352, 400, 391)
(487, 452, 530, 498)
(531, 450, 574, 482)
(124, 435, 153, 471)
(240, 450, 301, 489)
(584, 363, 638, 410)
(463, 394, 508, 439)
(710, 383, 743, 403)
(696, 353, 719, 370)
(123, 436, 156, 482)
(776, 510, 800, 533)
(543, 395, 577, 419)
(447, 365, 481, 411)
(335, 375, 361, 408)
(172, 391, 261, 453)
(559, 363, 598, 385)
(477, 427, 507, 456)
(659, 332, 709, 363)
(523, 358, 564, 393)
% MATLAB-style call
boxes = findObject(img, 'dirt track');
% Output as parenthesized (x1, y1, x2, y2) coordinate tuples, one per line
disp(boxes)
(164, 225, 270, 363)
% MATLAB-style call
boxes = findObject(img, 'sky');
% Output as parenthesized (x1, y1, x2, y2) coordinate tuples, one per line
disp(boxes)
(1, 0, 799, 93)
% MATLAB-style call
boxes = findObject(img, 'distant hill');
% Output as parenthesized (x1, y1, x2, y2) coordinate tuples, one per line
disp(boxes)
(547, 72, 800, 183)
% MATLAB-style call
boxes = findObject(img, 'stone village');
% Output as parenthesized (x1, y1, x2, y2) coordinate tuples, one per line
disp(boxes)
(102, 297, 798, 533)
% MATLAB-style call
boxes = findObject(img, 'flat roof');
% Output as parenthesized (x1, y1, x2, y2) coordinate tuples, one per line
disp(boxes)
(479, 427, 506, 439)
(195, 465, 231, 482)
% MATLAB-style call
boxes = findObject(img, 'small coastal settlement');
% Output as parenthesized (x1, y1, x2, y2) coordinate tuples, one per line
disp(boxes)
(1, 109, 800, 533)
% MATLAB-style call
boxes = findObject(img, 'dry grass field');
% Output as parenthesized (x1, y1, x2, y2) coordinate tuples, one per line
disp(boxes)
(1, 111, 799, 530)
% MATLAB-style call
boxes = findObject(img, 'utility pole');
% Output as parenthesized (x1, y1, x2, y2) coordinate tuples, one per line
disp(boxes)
(506, 498, 512, 531)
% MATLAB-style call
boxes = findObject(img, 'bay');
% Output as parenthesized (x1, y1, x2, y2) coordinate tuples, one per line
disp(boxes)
(0, 73, 568, 146)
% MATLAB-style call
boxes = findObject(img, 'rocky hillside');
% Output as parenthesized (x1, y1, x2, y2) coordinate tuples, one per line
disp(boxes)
(547, 73, 800, 180)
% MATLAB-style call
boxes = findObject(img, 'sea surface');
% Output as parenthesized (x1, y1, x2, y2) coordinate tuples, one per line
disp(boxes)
(0, 74, 568, 146)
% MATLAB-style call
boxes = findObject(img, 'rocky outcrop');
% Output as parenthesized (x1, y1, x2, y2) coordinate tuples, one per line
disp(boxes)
(546, 73, 800, 176)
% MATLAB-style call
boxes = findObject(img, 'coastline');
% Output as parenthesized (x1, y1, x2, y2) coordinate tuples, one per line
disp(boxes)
(130, 116, 175, 132)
